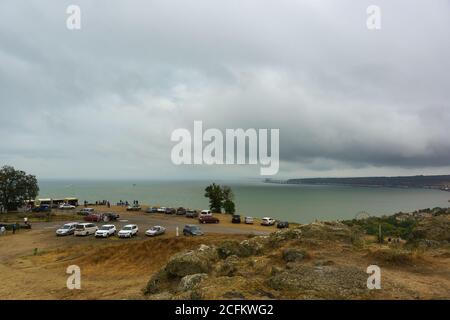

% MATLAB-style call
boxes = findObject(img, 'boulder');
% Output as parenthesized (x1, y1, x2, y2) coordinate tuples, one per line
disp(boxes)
(282, 248, 307, 262)
(215, 255, 239, 276)
(178, 273, 208, 291)
(165, 245, 218, 277)
(144, 269, 169, 295)
(238, 237, 267, 257)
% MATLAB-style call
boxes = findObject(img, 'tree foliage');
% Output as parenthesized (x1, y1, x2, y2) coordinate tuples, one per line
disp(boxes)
(204, 183, 223, 213)
(222, 186, 236, 214)
(0, 166, 39, 211)
(204, 184, 236, 214)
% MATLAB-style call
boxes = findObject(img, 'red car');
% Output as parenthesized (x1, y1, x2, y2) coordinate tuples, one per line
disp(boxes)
(198, 215, 219, 224)
(84, 213, 104, 222)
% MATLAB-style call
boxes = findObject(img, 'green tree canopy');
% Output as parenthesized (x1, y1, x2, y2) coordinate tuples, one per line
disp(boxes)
(222, 186, 236, 214)
(204, 184, 236, 214)
(0, 166, 39, 212)
(204, 183, 223, 213)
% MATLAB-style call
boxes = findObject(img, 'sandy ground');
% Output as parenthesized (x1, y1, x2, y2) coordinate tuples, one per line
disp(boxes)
(0, 206, 275, 299)
(0, 206, 449, 300)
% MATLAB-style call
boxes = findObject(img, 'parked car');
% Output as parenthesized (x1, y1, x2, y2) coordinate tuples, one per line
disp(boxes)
(32, 204, 51, 212)
(231, 214, 241, 224)
(84, 213, 104, 222)
(59, 203, 76, 210)
(78, 208, 95, 216)
(145, 225, 166, 237)
(185, 210, 198, 218)
(95, 224, 116, 238)
(261, 217, 276, 226)
(244, 216, 254, 224)
(183, 224, 204, 236)
(126, 205, 141, 211)
(277, 221, 289, 229)
(74, 223, 98, 236)
(200, 209, 212, 217)
(157, 207, 167, 213)
(56, 222, 78, 236)
(103, 212, 120, 221)
(146, 207, 158, 213)
(199, 215, 219, 224)
(118, 224, 138, 238)
(176, 207, 186, 215)
(165, 207, 176, 214)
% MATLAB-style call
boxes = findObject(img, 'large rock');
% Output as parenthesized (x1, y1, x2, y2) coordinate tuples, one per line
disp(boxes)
(178, 273, 208, 291)
(215, 255, 239, 276)
(282, 248, 307, 262)
(267, 265, 368, 298)
(144, 269, 169, 295)
(217, 240, 241, 259)
(165, 245, 218, 277)
(238, 237, 267, 257)
(269, 228, 302, 242)
(298, 222, 352, 242)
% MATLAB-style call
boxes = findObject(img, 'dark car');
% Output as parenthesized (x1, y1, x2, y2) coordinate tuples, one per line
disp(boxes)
(32, 204, 51, 212)
(165, 207, 176, 214)
(185, 210, 198, 218)
(176, 207, 186, 215)
(84, 213, 104, 222)
(199, 215, 219, 224)
(183, 224, 204, 236)
(231, 214, 241, 224)
(276, 221, 289, 229)
(104, 212, 120, 221)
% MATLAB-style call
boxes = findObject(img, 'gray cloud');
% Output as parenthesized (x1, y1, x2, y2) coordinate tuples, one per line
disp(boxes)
(0, 0, 450, 179)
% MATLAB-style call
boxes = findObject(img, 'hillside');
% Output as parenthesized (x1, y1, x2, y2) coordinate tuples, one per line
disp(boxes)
(277, 175, 450, 189)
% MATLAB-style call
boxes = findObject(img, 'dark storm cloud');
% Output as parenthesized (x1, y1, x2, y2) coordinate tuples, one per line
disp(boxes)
(0, 0, 449, 178)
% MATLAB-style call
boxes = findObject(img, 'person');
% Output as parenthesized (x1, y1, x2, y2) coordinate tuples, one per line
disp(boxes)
(24, 217, 28, 225)
(12, 224, 16, 234)
(0, 226, 5, 236)
(107, 201, 110, 208)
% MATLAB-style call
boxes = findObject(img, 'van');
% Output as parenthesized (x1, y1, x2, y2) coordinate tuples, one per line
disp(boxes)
(200, 210, 212, 217)
(74, 223, 98, 236)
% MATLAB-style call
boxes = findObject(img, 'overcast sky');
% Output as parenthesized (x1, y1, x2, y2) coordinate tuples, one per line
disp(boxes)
(1, 0, 449, 180)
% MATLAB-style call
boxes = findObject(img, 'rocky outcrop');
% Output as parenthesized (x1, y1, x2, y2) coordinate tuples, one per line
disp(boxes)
(178, 273, 208, 291)
(165, 244, 218, 277)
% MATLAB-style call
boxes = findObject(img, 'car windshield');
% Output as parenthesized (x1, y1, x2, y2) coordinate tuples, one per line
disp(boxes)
(75, 225, 84, 230)
(123, 226, 133, 230)
(189, 226, 200, 231)
(62, 225, 72, 229)
(100, 226, 111, 230)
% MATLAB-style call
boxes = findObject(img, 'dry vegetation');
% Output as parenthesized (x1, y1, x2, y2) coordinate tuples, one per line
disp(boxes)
(0, 216, 449, 300)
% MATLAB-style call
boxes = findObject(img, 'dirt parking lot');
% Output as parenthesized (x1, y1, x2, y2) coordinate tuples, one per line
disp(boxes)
(0, 206, 278, 299)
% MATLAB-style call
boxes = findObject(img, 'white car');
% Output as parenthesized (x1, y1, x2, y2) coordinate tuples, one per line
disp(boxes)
(261, 217, 276, 226)
(145, 225, 166, 237)
(56, 222, 78, 236)
(59, 203, 76, 210)
(244, 216, 254, 224)
(74, 223, 98, 236)
(118, 224, 138, 238)
(157, 207, 167, 213)
(200, 209, 212, 217)
(95, 224, 116, 238)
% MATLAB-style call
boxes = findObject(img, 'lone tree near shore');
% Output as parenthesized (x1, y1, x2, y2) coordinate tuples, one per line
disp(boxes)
(204, 183, 236, 214)
(204, 183, 223, 213)
(222, 186, 236, 214)
(0, 166, 39, 212)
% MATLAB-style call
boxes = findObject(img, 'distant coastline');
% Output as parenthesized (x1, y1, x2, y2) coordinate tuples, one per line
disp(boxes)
(265, 174, 450, 191)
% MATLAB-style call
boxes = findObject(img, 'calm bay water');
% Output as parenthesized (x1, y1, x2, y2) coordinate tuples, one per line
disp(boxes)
(38, 180, 450, 223)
